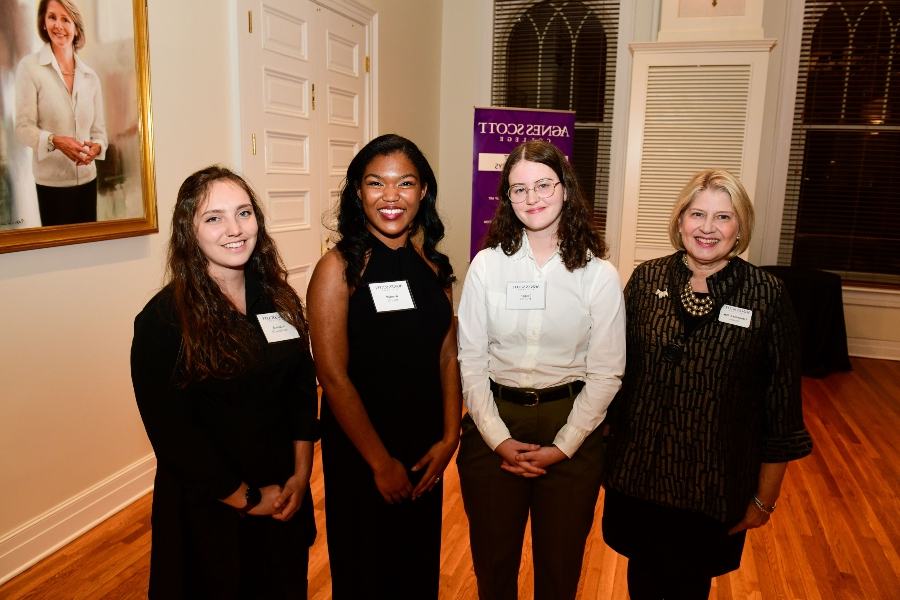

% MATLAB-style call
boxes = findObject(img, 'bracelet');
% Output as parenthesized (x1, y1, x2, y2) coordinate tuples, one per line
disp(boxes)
(752, 494, 776, 515)
(236, 485, 261, 516)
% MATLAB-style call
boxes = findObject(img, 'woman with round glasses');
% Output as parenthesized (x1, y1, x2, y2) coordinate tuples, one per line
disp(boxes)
(456, 140, 626, 600)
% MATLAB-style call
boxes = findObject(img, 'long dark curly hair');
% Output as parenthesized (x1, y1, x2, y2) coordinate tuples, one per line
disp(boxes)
(167, 165, 308, 383)
(483, 140, 607, 270)
(332, 134, 453, 289)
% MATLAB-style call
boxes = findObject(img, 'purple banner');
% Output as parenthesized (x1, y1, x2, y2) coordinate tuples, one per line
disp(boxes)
(470, 106, 576, 259)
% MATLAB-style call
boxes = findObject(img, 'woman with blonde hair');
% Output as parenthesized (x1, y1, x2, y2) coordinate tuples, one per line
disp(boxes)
(602, 169, 813, 599)
(15, 0, 107, 225)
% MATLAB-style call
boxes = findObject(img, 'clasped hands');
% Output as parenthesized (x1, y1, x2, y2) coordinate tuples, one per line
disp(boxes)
(53, 135, 101, 166)
(373, 437, 458, 505)
(496, 438, 566, 477)
(243, 474, 307, 521)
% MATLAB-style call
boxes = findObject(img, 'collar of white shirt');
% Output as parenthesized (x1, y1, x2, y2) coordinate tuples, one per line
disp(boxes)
(513, 231, 596, 267)
(38, 43, 97, 77)
(513, 231, 566, 273)
(515, 231, 554, 260)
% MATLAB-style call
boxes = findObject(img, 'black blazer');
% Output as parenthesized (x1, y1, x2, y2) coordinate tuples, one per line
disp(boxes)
(605, 253, 813, 523)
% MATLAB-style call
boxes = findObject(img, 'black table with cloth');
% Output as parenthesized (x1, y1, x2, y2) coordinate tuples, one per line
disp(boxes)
(760, 265, 852, 378)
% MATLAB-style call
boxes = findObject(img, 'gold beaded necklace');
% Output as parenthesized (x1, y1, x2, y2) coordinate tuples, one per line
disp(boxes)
(680, 282, 714, 316)
(681, 254, 714, 317)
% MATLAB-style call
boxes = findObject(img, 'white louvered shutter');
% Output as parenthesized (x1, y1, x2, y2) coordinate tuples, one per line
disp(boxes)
(617, 42, 773, 283)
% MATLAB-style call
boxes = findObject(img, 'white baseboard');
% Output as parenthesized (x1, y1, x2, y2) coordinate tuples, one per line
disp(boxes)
(848, 338, 900, 362)
(0, 453, 156, 586)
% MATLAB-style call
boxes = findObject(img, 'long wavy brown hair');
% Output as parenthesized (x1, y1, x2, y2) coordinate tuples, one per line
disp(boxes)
(167, 165, 308, 384)
(483, 140, 607, 270)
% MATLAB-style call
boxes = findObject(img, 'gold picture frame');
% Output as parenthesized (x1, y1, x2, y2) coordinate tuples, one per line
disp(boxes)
(0, 0, 157, 254)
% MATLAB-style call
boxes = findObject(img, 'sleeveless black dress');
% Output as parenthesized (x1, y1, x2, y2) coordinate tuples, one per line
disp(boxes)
(321, 238, 452, 599)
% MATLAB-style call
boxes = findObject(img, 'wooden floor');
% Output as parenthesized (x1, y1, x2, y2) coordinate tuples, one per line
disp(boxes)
(3, 357, 899, 599)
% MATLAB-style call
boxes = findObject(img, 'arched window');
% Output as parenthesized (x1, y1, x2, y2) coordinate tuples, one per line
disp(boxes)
(781, 0, 900, 285)
(493, 0, 618, 231)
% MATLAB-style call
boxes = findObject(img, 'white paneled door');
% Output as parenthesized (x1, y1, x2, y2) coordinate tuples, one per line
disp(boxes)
(238, 0, 370, 299)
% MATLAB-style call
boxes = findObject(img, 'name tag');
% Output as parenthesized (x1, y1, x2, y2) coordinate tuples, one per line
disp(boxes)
(369, 280, 416, 312)
(256, 312, 301, 343)
(718, 304, 752, 328)
(506, 281, 546, 310)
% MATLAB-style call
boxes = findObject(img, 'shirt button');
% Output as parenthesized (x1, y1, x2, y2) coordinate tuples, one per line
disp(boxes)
(538, 273, 543, 279)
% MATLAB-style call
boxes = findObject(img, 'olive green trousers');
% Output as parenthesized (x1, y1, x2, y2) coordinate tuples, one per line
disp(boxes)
(457, 395, 605, 600)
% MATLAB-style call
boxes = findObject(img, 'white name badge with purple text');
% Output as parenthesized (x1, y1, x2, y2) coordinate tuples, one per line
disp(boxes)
(506, 281, 546, 310)
(370, 280, 416, 312)
(256, 312, 301, 343)
(718, 304, 752, 328)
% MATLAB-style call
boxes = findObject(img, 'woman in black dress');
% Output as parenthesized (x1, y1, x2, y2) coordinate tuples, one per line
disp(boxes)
(307, 134, 461, 599)
(131, 166, 318, 599)
(602, 169, 813, 599)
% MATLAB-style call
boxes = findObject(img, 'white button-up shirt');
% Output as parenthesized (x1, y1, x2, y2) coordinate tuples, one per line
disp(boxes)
(15, 44, 107, 187)
(457, 235, 626, 457)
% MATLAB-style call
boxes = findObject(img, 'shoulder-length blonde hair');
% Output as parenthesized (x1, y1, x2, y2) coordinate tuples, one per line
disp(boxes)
(668, 169, 755, 260)
(37, 0, 86, 51)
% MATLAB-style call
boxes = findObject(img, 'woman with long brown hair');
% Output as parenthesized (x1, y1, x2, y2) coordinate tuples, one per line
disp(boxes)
(131, 166, 317, 599)
(456, 140, 626, 600)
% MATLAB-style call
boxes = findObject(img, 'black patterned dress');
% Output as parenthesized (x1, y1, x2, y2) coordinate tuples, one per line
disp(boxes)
(321, 238, 452, 599)
(602, 253, 813, 576)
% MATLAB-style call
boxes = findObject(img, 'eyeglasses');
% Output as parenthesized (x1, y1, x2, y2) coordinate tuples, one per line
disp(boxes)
(507, 179, 561, 203)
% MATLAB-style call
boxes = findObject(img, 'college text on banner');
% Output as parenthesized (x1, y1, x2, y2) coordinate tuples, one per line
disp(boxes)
(470, 106, 575, 259)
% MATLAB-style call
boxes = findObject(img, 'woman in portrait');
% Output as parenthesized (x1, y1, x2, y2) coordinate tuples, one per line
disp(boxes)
(131, 166, 317, 599)
(602, 169, 813, 599)
(15, 0, 107, 226)
(306, 134, 461, 600)
(456, 140, 626, 600)
(1, 0, 30, 227)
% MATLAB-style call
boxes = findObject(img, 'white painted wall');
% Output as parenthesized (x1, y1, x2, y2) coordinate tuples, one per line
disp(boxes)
(437, 0, 489, 303)
(365, 0, 443, 162)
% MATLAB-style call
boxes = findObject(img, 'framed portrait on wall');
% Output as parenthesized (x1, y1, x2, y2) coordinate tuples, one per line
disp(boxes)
(0, 0, 156, 254)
